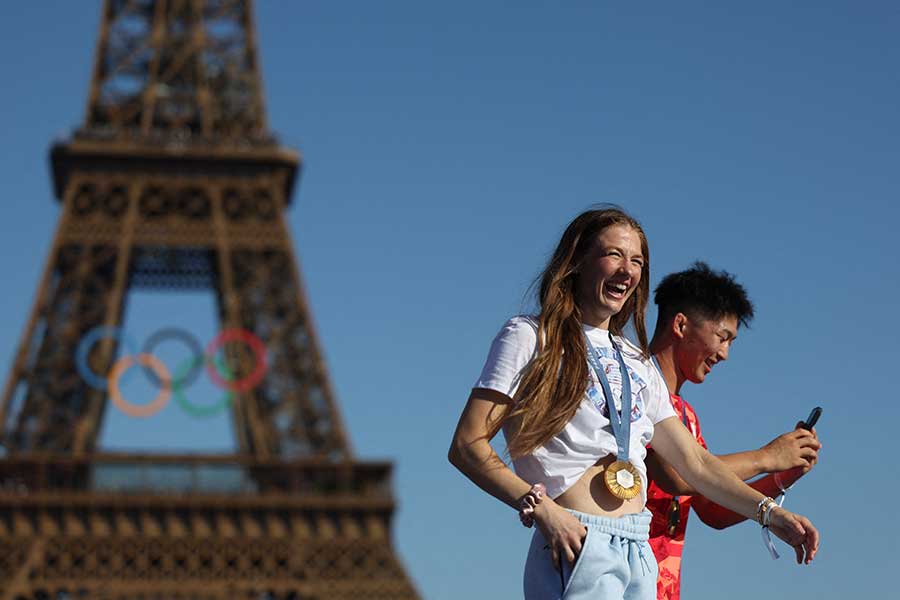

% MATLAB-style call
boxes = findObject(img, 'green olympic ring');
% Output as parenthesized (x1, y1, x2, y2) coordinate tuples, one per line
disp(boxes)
(172, 353, 235, 419)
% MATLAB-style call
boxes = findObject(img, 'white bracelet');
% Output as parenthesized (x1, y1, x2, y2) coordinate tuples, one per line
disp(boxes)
(756, 497, 776, 525)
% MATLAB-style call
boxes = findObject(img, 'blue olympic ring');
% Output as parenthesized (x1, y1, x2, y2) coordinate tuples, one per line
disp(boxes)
(76, 325, 140, 390)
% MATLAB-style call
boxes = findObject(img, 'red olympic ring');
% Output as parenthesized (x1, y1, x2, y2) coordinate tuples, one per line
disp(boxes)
(108, 353, 172, 418)
(204, 328, 267, 393)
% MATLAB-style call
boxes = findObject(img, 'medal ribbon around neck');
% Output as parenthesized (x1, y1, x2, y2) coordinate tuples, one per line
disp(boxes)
(584, 332, 642, 500)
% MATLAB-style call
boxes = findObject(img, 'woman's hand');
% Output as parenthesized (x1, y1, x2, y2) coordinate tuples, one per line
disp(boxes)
(533, 497, 588, 571)
(768, 507, 820, 564)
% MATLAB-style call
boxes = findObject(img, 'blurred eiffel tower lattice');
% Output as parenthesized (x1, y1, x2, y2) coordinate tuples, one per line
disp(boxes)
(0, 0, 418, 598)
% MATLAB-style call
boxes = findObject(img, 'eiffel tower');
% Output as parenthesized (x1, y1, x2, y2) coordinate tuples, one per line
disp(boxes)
(0, 1, 418, 598)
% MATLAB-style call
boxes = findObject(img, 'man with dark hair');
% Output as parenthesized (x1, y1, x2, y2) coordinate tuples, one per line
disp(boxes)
(645, 262, 821, 600)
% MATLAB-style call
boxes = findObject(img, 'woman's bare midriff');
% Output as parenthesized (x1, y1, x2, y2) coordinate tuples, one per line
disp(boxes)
(553, 454, 645, 517)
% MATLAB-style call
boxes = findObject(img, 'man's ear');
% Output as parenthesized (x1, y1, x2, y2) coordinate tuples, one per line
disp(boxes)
(672, 312, 689, 340)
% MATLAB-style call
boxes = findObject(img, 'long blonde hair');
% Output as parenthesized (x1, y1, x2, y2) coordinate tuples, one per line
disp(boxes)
(505, 207, 651, 459)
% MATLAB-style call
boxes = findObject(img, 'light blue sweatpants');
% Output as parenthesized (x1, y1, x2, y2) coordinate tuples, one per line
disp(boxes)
(523, 509, 657, 600)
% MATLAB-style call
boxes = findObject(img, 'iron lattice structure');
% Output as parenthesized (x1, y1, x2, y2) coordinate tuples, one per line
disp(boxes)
(0, 1, 418, 598)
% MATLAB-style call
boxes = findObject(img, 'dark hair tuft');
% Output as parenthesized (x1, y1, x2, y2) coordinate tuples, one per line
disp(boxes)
(654, 261, 754, 329)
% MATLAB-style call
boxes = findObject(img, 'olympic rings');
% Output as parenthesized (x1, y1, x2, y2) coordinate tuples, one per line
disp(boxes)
(205, 328, 267, 393)
(140, 327, 205, 388)
(108, 353, 172, 418)
(173, 354, 234, 418)
(75, 325, 268, 419)
(76, 325, 140, 390)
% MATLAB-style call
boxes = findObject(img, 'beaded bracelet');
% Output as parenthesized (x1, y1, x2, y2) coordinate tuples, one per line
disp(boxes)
(756, 496, 777, 526)
(758, 495, 784, 559)
(761, 475, 793, 559)
(518, 483, 547, 528)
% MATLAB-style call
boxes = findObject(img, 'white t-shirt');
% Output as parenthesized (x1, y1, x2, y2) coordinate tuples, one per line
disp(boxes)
(474, 315, 676, 501)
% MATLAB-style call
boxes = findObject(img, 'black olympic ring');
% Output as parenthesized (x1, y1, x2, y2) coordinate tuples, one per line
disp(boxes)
(139, 327, 205, 388)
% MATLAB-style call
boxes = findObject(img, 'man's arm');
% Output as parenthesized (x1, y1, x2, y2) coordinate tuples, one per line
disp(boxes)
(650, 418, 819, 564)
(646, 427, 820, 496)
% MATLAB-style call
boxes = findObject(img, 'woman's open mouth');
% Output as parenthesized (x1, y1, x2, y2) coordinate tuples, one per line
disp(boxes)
(603, 282, 629, 300)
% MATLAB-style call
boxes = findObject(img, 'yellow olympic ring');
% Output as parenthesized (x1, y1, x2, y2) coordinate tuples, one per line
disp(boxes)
(108, 353, 172, 418)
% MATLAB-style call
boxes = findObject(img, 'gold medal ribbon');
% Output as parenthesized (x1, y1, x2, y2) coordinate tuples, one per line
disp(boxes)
(585, 332, 641, 500)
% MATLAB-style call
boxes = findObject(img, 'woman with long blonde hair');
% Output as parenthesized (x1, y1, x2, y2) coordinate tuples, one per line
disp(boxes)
(449, 206, 818, 599)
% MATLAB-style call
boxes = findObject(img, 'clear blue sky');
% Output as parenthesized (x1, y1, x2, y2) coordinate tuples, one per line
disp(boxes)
(1, 1, 897, 598)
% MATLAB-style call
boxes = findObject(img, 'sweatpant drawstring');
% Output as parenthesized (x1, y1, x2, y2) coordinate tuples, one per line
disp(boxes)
(634, 540, 651, 576)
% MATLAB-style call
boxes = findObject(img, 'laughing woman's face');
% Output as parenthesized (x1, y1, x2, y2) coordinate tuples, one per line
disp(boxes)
(574, 224, 644, 329)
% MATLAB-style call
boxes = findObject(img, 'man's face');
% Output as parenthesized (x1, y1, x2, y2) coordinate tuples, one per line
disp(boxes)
(676, 314, 739, 385)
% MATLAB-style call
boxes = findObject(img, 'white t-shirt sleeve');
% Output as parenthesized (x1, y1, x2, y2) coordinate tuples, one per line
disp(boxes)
(473, 316, 539, 399)
(645, 358, 677, 424)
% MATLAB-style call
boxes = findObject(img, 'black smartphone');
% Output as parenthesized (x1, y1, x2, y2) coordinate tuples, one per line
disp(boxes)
(801, 406, 822, 430)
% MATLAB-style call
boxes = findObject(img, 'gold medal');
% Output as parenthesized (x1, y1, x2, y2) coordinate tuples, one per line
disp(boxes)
(604, 460, 641, 500)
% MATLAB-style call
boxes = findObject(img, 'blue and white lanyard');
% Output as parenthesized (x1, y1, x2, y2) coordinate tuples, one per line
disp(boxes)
(584, 332, 632, 463)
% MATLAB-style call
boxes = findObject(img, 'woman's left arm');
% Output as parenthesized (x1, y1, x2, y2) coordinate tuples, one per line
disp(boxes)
(651, 416, 820, 564)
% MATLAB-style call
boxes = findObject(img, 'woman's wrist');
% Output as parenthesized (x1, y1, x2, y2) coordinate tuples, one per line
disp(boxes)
(768, 505, 788, 525)
(518, 483, 548, 528)
(755, 496, 778, 526)
(531, 493, 561, 529)
(533, 494, 554, 514)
